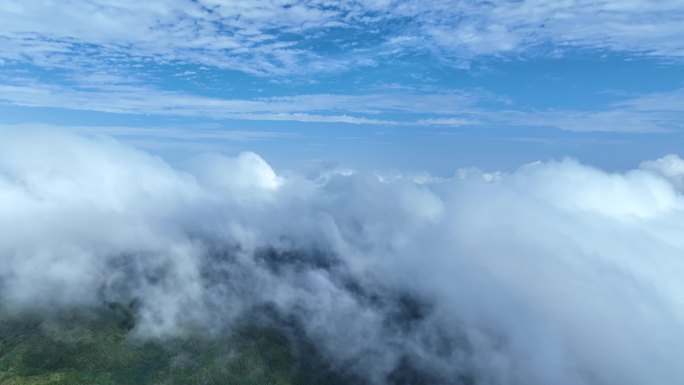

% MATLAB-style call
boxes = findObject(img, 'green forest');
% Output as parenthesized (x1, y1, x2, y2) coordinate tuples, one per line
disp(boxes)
(0, 305, 349, 385)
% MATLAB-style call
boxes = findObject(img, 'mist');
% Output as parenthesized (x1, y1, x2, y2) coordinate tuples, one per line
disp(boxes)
(1, 129, 683, 385)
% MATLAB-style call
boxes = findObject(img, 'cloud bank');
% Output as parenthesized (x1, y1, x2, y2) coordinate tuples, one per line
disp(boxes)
(1, 130, 684, 384)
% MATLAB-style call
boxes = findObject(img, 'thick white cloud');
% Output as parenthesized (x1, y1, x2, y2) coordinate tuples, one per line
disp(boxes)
(641, 154, 684, 191)
(1, 129, 684, 384)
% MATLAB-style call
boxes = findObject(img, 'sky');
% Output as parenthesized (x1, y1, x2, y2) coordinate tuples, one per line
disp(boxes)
(4, 125, 684, 385)
(3, 3, 684, 383)
(1, 0, 684, 174)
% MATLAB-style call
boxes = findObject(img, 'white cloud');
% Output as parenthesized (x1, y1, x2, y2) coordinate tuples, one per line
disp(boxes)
(2, 1, 683, 135)
(0, 79, 480, 126)
(640, 154, 684, 191)
(2, 128, 684, 383)
(1, 0, 683, 76)
(477, 87, 684, 133)
(2, 76, 682, 132)
(0, 123, 299, 142)
(493, 108, 683, 133)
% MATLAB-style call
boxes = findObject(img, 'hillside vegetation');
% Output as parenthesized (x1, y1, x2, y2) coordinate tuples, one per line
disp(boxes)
(0, 304, 347, 385)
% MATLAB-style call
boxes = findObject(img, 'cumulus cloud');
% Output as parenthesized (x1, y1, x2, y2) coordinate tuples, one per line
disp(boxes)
(1, 129, 684, 384)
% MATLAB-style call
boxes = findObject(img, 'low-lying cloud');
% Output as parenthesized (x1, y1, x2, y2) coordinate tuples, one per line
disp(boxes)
(1, 129, 683, 384)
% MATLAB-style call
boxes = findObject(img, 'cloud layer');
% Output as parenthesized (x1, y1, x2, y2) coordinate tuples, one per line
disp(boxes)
(2, 130, 684, 384)
(3, 1, 684, 136)
(2, 0, 684, 75)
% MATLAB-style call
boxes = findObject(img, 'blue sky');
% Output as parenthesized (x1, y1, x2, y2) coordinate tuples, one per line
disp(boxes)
(1, 0, 684, 175)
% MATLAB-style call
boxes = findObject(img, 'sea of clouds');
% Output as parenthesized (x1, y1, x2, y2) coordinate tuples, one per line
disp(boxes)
(1, 129, 683, 384)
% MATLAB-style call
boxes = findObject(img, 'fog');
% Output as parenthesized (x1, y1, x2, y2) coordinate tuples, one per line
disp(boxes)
(1, 129, 683, 384)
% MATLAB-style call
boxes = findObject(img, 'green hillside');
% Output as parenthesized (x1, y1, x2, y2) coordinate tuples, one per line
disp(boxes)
(0, 305, 347, 385)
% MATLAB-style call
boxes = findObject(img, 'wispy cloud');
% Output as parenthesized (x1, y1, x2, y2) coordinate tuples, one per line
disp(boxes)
(2, 0, 682, 138)
(0, 123, 302, 154)
(1, 0, 683, 77)
(1, 76, 681, 133)
(0, 77, 481, 126)
(0, 123, 297, 141)
(491, 87, 684, 133)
